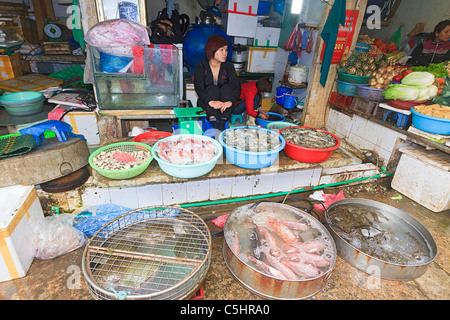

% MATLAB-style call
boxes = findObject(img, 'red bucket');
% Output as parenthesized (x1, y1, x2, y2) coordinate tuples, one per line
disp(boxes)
(280, 126, 340, 163)
(133, 131, 173, 146)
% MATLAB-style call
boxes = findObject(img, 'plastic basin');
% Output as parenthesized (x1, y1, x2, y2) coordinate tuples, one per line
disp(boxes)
(0, 91, 45, 116)
(133, 131, 173, 146)
(336, 79, 362, 97)
(218, 126, 285, 169)
(255, 112, 285, 128)
(387, 99, 428, 111)
(411, 108, 450, 135)
(152, 134, 223, 179)
(280, 126, 341, 163)
(337, 72, 372, 84)
(267, 121, 297, 132)
(357, 86, 385, 102)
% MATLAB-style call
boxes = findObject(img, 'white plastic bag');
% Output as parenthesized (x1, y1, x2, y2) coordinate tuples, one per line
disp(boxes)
(32, 214, 88, 260)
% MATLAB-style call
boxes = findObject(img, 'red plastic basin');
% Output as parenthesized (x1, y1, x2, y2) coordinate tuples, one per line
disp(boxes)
(280, 126, 341, 163)
(133, 131, 173, 146)
(387, 99, 429, 111)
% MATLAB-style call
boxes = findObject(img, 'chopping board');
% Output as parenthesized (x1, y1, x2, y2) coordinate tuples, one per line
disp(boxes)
(0, 136, 89, 188)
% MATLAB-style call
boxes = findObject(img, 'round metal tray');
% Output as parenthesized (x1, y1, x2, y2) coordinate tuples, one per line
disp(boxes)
(82, 206, 211, 300)
(325, 198, 438, 280)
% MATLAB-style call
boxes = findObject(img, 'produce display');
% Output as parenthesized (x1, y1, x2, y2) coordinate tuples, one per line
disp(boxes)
(337, 51, 375, 77)
(382, 71, 439, 101)
(93, 149, 152, 170)
(413, 104, 450, 119)
(155, 136, 217, 165)
(280, 127, 337, 149)
(222, 128, 282, 152)
(368, 66, 403, 90)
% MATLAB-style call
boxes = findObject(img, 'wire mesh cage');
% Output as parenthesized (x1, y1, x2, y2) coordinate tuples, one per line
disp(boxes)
(82, 206, 211, 300)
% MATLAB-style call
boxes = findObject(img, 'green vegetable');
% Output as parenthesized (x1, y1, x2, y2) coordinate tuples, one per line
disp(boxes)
(427, 85, 438, 98)
(409, 62, 448, 78)
(382, 84, 419, 100)
(415, 86, 431, 101)
(401, 72, 435, 87)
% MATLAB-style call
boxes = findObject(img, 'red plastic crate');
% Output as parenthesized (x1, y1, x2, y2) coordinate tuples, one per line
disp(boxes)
(190, 286, 204, 300)
(328, 92, 353, 108)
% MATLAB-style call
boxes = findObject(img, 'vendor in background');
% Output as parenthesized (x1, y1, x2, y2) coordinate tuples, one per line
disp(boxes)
(408, 20, 450, 66)
(194, 35, 241, 131)
(232, 77, 272, 126)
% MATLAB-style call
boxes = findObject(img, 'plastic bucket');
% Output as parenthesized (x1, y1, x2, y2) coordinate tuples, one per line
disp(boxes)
(255, 112, 285, 128)
(283, 94, 298, 109)
(276, 86, 293, 104)
(257, 1, 272, 15)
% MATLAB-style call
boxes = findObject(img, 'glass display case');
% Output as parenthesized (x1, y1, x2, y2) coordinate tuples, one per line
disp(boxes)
(90, 44, 180, 109)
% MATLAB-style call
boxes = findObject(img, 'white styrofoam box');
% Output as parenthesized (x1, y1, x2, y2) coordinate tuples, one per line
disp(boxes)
(62, 110, 100, 147)
(185, 83, 198, 108)
(222, 11, 258, 38)
(0, 186, 44, 282)
(392, 148, 450, 213)
(246, 46, 277, 73)
(253, 27, 281, 47)
(221, 0, 259, 15)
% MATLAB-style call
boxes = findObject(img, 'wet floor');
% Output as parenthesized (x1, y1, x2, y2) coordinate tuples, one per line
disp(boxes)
(0, 178, 448, 300)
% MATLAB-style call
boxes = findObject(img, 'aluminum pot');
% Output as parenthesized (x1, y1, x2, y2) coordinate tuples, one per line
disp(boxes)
(223, 202, 336, 299)
(231, 44, 248, 63)
(325, 198, 438, 280)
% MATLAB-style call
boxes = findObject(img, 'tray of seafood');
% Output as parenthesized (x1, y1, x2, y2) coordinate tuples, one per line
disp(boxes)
(279, 126, 340, 163)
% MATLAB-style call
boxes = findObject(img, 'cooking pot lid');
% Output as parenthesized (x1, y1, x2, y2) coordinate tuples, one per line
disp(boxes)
(232, 44, 248, 52)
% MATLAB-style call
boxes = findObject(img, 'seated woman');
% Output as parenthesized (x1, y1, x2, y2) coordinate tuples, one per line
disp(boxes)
(408, 20, 450, 66)
(233, 77, 272, 126)
(194, 35, 241, 131)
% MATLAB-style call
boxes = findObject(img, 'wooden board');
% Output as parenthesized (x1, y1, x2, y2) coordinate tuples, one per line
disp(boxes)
(0, 74, 63, 92)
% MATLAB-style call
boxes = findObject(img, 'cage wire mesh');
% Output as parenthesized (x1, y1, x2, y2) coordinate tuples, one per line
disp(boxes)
(82, 206, 211, 300)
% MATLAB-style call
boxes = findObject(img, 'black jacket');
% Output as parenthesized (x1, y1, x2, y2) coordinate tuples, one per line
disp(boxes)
(193, 59, 241, 108)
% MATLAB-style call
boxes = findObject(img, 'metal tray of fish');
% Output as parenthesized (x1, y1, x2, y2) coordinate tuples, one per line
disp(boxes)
(325, 198, 438, 280)
(82, 206, 211, 300)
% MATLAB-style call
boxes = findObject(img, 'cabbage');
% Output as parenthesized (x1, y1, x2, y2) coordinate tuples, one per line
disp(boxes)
(427, 85, 438, 98)
(401, 71, 435, 87)
(415, 86, 431, 101)
(382, 84, 419, 101)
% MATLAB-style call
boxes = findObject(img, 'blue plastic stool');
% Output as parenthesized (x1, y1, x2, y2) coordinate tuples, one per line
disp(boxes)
(230, 113, 243, 125)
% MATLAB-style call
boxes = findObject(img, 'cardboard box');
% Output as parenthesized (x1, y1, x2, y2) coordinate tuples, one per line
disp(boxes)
(253, 27, 281, 48)
(0, 186, 44, 282)
(0, 53, 23, 80)
(246, 46, 277, 73)
(392, 147, 450, 212)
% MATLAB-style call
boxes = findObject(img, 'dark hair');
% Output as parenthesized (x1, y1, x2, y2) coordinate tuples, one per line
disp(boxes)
(256, 77, 272, 95)
(433, 20, 450, 41)
(205, 35, 229, 60)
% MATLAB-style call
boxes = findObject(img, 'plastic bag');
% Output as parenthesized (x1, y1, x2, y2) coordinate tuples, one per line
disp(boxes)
(85, 19, 151, 57)
(33, 214, 87, 260)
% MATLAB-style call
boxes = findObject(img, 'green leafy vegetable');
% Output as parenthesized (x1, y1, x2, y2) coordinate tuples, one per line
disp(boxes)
(401, 72, 435, 87)
(382, 84, 419, 100)
(409, 62, 448, 78)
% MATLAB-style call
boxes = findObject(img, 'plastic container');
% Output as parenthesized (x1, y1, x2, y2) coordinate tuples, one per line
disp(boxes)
(411, 107, 450, 135)
(335, 80, 361, 97)
(387, 99, 428, 111)
(357, 86, 385, 102)
(0, 91, 45, 116)
(267, 121, 297, 132)
(218, 126, 286, 169)
(383, 110, 411, 128)
(257, 1, 272, 15)
(151, 134, 223, 179)
(256, 112, 285, 127)
(283, 94, 298, 109)
(280, 126, 341, 163)
(89, 142, 153, 179)
(133, 131, 173, 146)
(276, 86, 293, 104)
(328, 92, 354, 108)
(337, 72, 372, 84)
(355, 42, 371, 52)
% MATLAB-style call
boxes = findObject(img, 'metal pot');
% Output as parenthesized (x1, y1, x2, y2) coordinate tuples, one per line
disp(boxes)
(325, 198, 438, 280)
(231, 62, 245, 72)
(231, 44, 248, 63)
(223, 202, 336, 299)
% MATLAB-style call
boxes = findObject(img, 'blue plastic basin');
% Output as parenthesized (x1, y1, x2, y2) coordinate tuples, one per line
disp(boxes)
(152, 134, 223, 179)
(218, 126, 285, 169)
(256, 112, 286, 128)
(411, 108, 450, 135)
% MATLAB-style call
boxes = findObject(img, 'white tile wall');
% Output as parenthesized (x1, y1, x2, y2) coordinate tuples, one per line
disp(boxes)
(186, 180, 210, 203)
(81, 187, 111, 207)
(109, 186, 139, 209)
(136, 184, 163, 207)
(231, 175, 255, 197)
(272, 171, 294, 192)
(162, 183, 187, 205)
(210, 177, 233, 200)
(252, 173, 275, 195)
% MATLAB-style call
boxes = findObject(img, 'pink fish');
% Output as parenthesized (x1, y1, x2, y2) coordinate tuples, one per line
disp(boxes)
(286, 251, 330, 268)
(257, 226, 281, 257)
(268, 219, 299, 244)
(112, 151, 136, 163)
(248, 256, 287, 279)
(280, 260, 322, 279)
(300, 240, 326, 254)
(264, 251, 298, 280)
(268, 216, 309, 231)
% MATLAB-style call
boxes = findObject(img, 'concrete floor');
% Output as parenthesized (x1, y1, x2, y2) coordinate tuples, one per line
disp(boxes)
(0, 178, 448, 300)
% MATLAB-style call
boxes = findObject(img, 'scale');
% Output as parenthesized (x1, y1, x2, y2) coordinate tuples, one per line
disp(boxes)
(43, 20, 63, 41)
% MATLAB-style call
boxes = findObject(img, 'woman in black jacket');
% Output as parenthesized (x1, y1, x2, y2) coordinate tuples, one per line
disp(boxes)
(194, 35, 241, 130)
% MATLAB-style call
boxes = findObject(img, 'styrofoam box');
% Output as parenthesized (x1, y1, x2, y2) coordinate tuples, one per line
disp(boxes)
(61, 109, 100, 147)
(253, 27, 281, 47)
(0, 186, 44, 282)
(391, 147, 450, 212)
(185, 83, 198, 108)
(222, 11, 258, 38)
(246, 46, 277, 73)
(221, 0, 259, 15)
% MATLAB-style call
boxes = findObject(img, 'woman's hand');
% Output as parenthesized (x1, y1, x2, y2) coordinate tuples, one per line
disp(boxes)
(258, 109, 269, 120)
(209, 100, 222, 109)
(219, 101, 233, 112)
